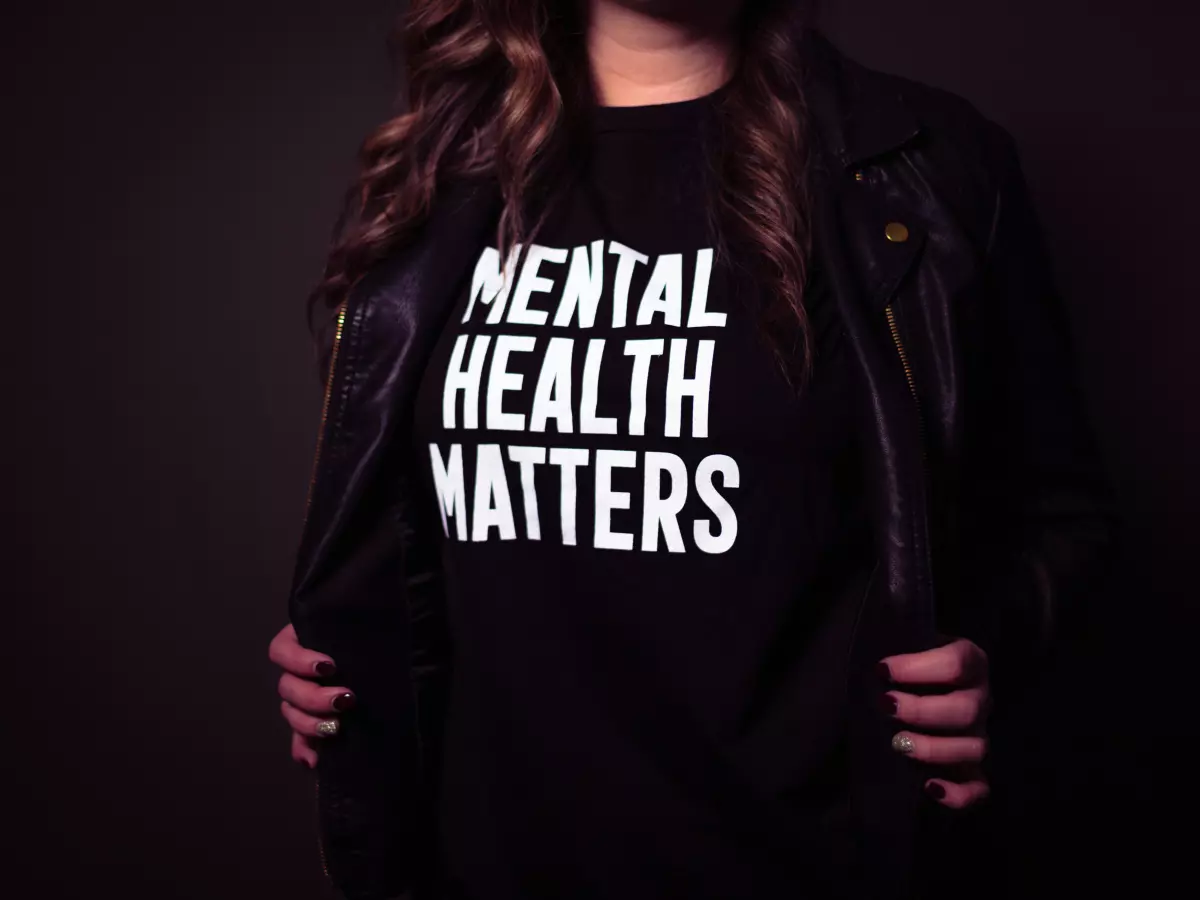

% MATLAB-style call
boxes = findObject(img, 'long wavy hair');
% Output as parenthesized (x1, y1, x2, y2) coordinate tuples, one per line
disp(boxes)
(309, 0, 819, 382)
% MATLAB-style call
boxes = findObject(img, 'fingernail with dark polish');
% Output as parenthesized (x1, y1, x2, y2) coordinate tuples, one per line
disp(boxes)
(876, 661, 892, 682)
(879, 693, 897, 716)
(314, 660, 336, 677)
(925, 781, 946, 800)
(332, 691, 356, 712)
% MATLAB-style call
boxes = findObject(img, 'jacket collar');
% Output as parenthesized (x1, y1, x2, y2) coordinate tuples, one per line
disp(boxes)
(800, 28, 923, 169)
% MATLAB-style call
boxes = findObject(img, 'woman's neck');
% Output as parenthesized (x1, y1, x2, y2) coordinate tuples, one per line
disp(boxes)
(586, 0, 741, 107)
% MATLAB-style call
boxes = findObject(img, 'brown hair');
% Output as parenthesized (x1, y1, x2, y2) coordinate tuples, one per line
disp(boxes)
(310, 0, 818, 382)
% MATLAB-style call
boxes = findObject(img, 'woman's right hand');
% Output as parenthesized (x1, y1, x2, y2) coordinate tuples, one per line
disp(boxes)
(267, 622, 356, 769)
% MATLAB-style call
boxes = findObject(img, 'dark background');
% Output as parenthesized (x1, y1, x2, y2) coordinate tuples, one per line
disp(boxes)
(7, 1, 1195, 896)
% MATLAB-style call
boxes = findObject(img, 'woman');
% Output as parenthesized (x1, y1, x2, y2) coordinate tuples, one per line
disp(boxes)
(267, 1, 1115, 898)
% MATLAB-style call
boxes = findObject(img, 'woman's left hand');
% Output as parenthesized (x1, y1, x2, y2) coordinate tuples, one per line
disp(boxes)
(879, 637, 991, 810)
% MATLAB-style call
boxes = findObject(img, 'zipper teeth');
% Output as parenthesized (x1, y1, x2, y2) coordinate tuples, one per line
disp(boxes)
(315, 777, 330, 880)
(303, 303, 347, 884)
(884, 303, 927, 457)
(885, 300, 937, 635)
(303, 303, 348, 523)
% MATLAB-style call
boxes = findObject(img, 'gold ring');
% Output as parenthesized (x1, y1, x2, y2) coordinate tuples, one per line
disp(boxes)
(315, 719, 340, 737)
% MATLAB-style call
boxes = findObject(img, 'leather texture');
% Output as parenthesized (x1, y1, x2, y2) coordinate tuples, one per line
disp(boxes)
(288, 28, 1117, 900)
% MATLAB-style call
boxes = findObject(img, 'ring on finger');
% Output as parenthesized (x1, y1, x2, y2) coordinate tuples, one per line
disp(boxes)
(315, 719, 340, 737)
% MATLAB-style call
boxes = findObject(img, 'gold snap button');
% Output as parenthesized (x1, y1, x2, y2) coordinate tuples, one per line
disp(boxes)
(885, 222, 910, 243)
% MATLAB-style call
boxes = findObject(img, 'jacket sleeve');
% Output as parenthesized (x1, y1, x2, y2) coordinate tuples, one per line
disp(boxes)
(312, 296, 454, 744)
(292, 179, 499, 900)
(290, 294, 451, 900)
(953, 126, 1120, 690)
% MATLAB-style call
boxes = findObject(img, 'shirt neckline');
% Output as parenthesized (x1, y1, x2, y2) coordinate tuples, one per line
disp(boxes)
(589, 80, 729, 134)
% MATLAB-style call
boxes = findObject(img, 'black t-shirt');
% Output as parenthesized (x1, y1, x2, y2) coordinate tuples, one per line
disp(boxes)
(411, 87, 873, 899)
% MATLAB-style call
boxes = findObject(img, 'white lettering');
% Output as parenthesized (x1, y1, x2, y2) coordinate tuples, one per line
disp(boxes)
(608, 241, 649, 328)
(428, 443, 467, 540)
(549, 447, 590, 546)
(636, 253, 683, 327)
(507, 445, 546, 540)
(664, 338, 715, 438)
(686, 248, 726, 328)
(694, 454, 739, 553)
(443, 334, 491, 430)
(529, 337, 574, 434)
(623, 338, 664, 437)
(472, 444, 516, 541)
(553, 240, 605, 328)
(485, 244, 525, 325)
(486, 334, 536, 431)
(594, 449, 636, 551)
(507, 244, 567, 326)
(581, 338, 618, 435)
(462, 245, 521, 325)
(642, 451, 687, 553)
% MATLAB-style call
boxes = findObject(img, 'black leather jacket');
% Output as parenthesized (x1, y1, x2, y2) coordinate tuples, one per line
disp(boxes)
(287, 29, 1117, 900)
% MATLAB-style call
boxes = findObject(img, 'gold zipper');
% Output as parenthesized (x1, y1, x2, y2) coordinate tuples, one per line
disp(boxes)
(884, 302, 926, 458)
(303, 302, 347, 883)
(885, 300, 940, 630)
(303, 302, 348, 523)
